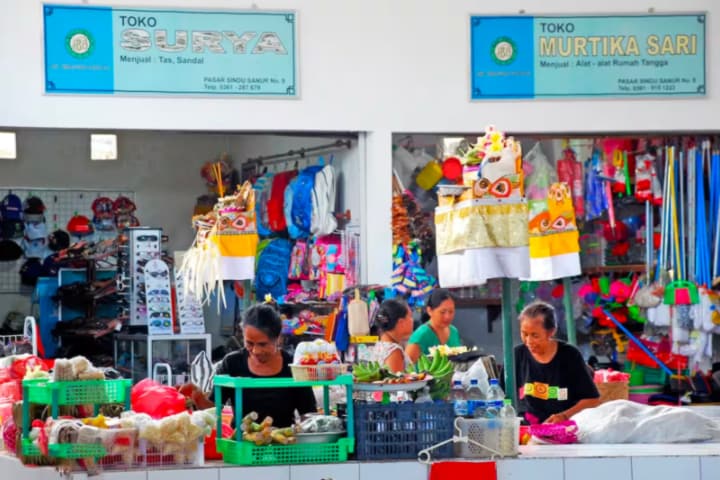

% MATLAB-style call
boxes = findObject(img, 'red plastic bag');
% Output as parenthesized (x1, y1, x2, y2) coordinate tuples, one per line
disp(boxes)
(0, 380, 21, 403)
(11, 355, 51, 379)
(204, 423, 233, 460)
(131, 378, 157, 404)
(131, 379, 187, 419)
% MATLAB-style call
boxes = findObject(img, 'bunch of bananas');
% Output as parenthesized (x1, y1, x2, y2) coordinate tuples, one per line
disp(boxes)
(352, 361, 387, 383)
(411, 353, 455, 400)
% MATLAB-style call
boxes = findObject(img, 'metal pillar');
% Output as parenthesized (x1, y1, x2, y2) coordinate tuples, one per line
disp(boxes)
(562, 277, 577, 345)
(501, 278, 516, 405)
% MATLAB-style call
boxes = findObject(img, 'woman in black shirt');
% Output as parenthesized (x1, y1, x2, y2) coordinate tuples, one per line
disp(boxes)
(514, 300, 600, 424)
(216, 304, 317, 427)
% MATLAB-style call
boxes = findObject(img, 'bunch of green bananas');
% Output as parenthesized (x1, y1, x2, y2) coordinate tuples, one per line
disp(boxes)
(415, 353, 454, 378)
(353, 361, 386, 382)
(412, 353, 455, 400)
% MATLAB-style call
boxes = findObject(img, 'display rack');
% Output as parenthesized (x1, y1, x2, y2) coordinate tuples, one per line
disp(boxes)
(21, 377, 132, 458)
(213, 373, 355, 466)
(0, 188, 133, 293)
(123, 227, 163, 327)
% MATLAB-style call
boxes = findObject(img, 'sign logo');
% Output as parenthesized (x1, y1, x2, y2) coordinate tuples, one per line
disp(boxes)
(491, 36, 516, 65)
(65, 29, 94, 59)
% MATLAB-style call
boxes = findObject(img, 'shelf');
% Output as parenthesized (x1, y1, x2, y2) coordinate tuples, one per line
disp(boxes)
(582, 264, 649, 275)
(455, 298, 502, 307)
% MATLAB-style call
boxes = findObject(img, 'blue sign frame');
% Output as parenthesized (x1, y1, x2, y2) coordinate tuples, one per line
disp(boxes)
(43, 4, 298, 96)
(470, 14, 706, 99)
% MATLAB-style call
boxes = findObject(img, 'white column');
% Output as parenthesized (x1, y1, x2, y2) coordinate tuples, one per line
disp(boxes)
(360, 130, 393, 285)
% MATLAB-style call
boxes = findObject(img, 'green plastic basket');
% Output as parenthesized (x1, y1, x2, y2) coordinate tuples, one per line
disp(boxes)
(21, 438, 42, 457)
(49, 443, 107, 459)
(24, 379, 131, 406)
(217, 438, 352, 466)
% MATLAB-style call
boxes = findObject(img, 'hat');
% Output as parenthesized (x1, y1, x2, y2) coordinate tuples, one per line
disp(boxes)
(22, 236, 48, 259)
(0, 194, 22, 221)
(92, 197, 114, 219)
(67, 215, 94, 236)
(24, 220, 48, 240)
(0, 239, 22, 261)
(23, 196, 45, 215)
(115, 214, 140, 230)
(48, 229, 70, 251)
(113, 196, 136, 215)
(19, 258, 44, 286)
(24, 213, 45, 223)
(93, 216, 116, 232)
(42, 254, 62, 276)
(0, 219, 23, 240)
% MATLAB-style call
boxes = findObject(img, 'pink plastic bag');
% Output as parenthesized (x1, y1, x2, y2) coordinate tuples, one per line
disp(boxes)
(593, 369, 630, 383)
(530, 420, 579, 444)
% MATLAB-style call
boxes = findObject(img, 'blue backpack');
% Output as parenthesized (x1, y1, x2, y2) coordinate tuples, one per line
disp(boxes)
(290, 165, 323, 238)
(254, 172, 274, 237)
(254, 238, 293, 300)
(284, 177, 303, 239)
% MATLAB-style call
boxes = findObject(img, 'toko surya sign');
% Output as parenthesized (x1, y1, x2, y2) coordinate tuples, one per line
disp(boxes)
(470, 14, 706, 99)
(43, 4, 298, 96)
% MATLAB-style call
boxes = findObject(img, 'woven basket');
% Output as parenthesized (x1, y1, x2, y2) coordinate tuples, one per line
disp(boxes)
(596, 381, 629, 404)
(290, 364, 348, 381)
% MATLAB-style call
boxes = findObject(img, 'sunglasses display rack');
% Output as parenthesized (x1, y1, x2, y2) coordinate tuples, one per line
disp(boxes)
(144, 258, 173, 335)
(175, 271, 205, 334)
(124, 227, 163, 327)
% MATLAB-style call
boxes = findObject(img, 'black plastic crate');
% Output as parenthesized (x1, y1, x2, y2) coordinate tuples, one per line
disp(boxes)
(354, 401, 454, 460)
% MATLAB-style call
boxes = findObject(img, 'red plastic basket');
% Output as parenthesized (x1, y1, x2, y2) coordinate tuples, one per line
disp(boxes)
(626, 339, 687, 371)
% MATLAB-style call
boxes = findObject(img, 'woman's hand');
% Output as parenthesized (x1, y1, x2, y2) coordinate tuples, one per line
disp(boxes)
(544, 412, 569, 424)
(405, 343, 421, 364)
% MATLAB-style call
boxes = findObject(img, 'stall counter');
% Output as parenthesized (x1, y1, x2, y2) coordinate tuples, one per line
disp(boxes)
(2, 444, 719, 480)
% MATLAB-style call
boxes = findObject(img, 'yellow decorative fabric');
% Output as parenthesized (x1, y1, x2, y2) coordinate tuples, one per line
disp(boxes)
(435, 199, 529, 255)
(529, 230, 580, 258)
(527, 182, 581, 259)
(210, 232, 259, 258)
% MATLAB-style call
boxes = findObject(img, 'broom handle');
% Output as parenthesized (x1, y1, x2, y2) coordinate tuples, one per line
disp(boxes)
(602, 309, 674, 377)
(687, 147, 695, 282)
(677, 147, 687, 278)
(713, 150, 720, 279)
(659, 146, 670, 273)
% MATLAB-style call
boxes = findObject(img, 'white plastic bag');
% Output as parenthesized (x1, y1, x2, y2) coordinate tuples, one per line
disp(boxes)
(460, 357, 490, 396)
(573, 400, 720, 443)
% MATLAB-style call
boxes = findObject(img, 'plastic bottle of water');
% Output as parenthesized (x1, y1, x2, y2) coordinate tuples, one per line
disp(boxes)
(451, 380, 468, 417)
(499, 398, 516, 419)
(466, 379, 486, 418)
(498, 399, 517, 455)
(484, 378, 505, 418)
(415, 386, 433, 404)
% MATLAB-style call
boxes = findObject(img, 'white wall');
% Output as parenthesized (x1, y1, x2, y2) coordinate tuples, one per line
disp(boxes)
(1, 0, 717, 284)
(1, 0, 717, 133)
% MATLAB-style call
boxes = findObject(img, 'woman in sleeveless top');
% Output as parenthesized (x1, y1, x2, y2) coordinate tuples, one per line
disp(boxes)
(372, 298, 414, 372)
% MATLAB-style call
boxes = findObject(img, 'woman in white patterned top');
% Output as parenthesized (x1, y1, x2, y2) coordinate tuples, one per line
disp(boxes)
(372, 298, 414, 373)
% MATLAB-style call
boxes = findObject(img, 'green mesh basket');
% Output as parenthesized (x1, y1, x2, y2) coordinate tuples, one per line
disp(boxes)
(24, 379, 131, 406)
(21, 438, 42, 457)
(217, 438, 352, 466)
(49, 443, 107, 459)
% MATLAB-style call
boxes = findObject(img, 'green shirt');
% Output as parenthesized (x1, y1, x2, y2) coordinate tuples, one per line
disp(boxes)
(408, 323, 462, 355)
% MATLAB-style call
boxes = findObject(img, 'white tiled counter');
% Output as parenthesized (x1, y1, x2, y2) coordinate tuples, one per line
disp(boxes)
(2, 444, 719, 480)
